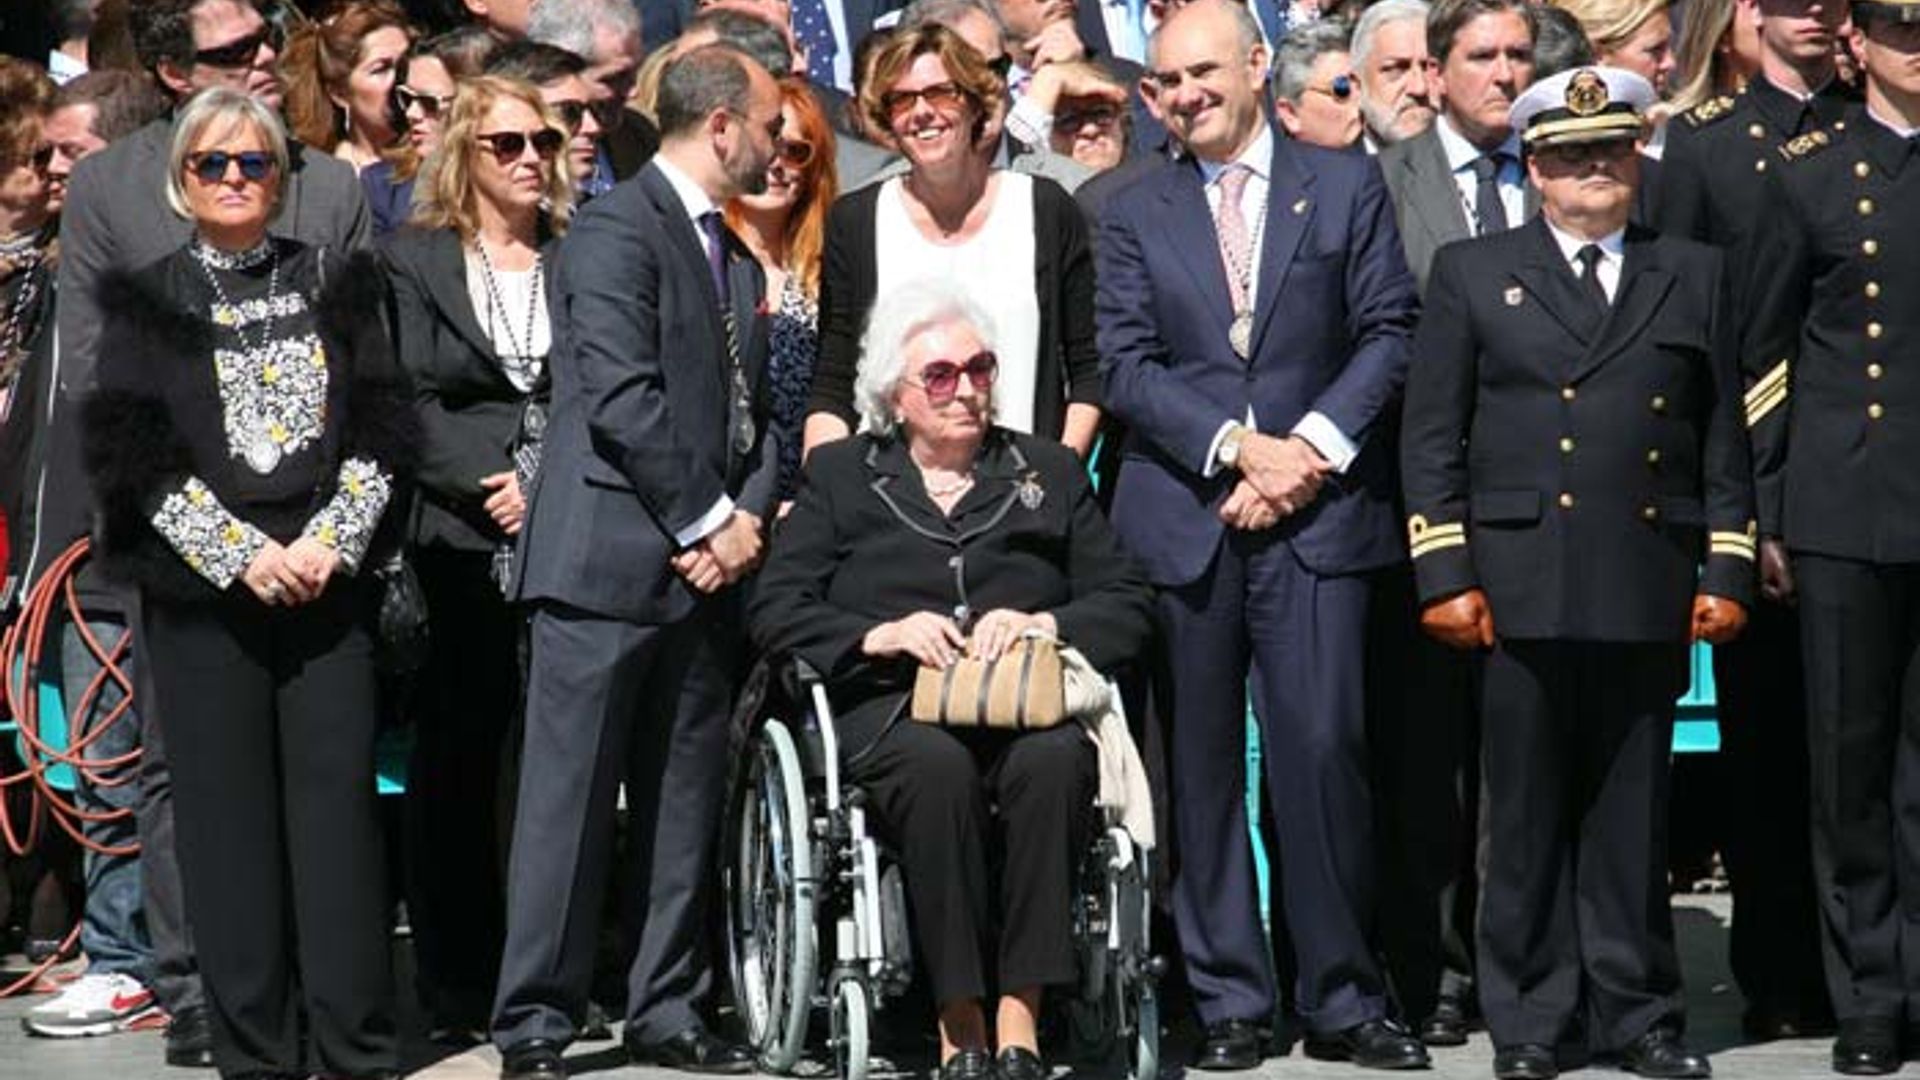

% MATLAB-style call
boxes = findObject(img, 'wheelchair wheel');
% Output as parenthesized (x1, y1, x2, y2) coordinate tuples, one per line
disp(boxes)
(832, 977, 871, 1080)
(725, 720, 817, 1072)
(1129, 982, 1159, 1080)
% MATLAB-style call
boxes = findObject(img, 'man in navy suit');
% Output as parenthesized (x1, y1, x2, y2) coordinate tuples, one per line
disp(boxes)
(1094, 0, 1424, 1070)
(490, 43, 785, 1080)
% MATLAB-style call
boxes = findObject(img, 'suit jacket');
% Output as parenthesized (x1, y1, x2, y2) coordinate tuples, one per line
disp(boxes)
(511, 162, 781, 624)
(747, 428, 1154, 753)
(1377, 125, 1537, 294)
(605, 112, 660, 181)
(384, 224, 559, 553)
(1399, 219, 1755, 643)
(1095, 138, 1421, 586)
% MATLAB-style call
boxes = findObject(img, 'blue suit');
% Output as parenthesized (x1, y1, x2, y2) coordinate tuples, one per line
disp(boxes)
(1095, 135, 1419, 1032)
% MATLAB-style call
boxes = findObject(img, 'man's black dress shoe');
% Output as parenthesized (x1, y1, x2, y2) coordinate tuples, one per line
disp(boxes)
(1833, 1017, 1900, 1075)
(164, 1006, 216, 1069)
(1492, 1044, 1557, 1080)
(997, 1046, 1047, 1080)
(1619, 1027, 1710, 1079)
(941, 1049, 995, 1080)
(1303, 1019, 1431, 1070)
(626, 1026, 754, 1074)
(1195, 1018, 1265, 1071)
(500, 1038, 567, 1080)
(1419, 998, 1471, 1047)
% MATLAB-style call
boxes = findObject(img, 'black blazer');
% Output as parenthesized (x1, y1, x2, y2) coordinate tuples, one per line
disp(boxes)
(383, 223, 559, 553)
(807, 175, 1100, 441)
(748, 428, 1154, 754)
(510, 163, 781, 624)
(1399, 219, 1755, 643)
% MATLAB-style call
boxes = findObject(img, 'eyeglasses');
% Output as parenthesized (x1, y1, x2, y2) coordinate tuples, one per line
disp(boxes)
(906, 351, 998, 405)
(776, 138, 815, 168)
(546, 99, 590, 133)
(881, 81, 970, 120)
(1537, 138, 1636, 166)
(395, 85, 456, 120)
(185, 150, 277, 183)
(1303, 74, 1356, 101)
(476, 128, 566, 163)
(192, 26, 274, 69)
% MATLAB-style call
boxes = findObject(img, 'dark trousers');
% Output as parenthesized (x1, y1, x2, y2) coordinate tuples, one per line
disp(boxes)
(1795, 554, 1920, 1022)
(1161, 533, 1385, 1034)
(403, 548, 515, 1026)
(1368, 565, 1481, 1022)
(140, 587, 397, 1078)
(850, 721, 1096, 1004)
(1477, 640, 1684, 1053)
(491, 598, 736, 1050)
(131, 620, 206, 1018)
(1712, 599, 1829, 1023)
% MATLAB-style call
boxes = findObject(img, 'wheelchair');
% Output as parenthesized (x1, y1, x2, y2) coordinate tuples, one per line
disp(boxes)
(721, 658, 1162, 1080)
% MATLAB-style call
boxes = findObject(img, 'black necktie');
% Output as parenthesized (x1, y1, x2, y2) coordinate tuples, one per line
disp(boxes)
(1576, 244, 1610, 312)
(1471, 153, 1509, 236)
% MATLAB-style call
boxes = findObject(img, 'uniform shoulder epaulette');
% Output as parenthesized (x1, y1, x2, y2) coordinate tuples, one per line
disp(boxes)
(1777, 128, 1834, 162)
(1681, 95, 1736, 128)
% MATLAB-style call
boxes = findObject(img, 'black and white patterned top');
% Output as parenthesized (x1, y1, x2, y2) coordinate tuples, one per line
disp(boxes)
(767, 274, 819, 501)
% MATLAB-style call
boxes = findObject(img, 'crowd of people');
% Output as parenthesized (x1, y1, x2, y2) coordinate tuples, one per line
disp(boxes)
(0, 0, 1911, 1078)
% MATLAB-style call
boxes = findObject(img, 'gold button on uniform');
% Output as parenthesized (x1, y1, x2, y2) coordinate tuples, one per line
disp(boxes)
(1642, 505, 1660, 522)
(1869, 403, 1886, 420)
(1754, 160, 1767, 173)
(1864, 239, 1880, 256)
(1869, 322, 1885, 339)
(1749, 123, 1766, 139)
(1857, 161, 1873, 178)
(1869, 363, 1884, 379)
(1651, 395, 1668, 413)
(1559, 437, 1575, 453)
(1867, 281, 1882, 298)
(1646, 448, 1662, 466)
(1561, 386, 1577, 401)
(1558, 493, 1575, 509)
(1860, 198, 1876, 215)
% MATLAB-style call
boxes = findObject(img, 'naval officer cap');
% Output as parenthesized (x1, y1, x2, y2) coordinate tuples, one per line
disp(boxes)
(1509, 66, 1654, 149)
(1854, 0, 1920, 24)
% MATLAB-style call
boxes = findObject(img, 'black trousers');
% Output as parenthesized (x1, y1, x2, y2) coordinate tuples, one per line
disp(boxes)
(1795, 555, 1920, 1022)
(132, 628, 207, 1019)
(850, 720, 1096, 1005)
(140, 586, 397, 1078)
(402, 547, 516, 1027)
(1477, 639, 1685, 1053)
(1711, 599, 1829, 1023)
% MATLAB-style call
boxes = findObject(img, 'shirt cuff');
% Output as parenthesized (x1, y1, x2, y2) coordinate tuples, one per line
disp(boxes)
(301, 457, 393, 573)
(1202, 419, 1241, 479)
(1006, 94, 1054, 149)
(151, 476, 270, 589)
(675, 495, 736, 548)
(1291, 411, 1358, 474)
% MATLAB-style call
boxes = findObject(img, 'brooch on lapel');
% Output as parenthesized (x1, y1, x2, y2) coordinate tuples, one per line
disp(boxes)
(1503, 286, 1524, 307)
(1016, 471, 1045, 510)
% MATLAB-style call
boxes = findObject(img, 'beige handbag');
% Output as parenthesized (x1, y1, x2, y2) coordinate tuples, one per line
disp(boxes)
(910, 633, 1067, 730)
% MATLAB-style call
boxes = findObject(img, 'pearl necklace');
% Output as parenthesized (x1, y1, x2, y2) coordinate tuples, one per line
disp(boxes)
(923, 470, 975, 498)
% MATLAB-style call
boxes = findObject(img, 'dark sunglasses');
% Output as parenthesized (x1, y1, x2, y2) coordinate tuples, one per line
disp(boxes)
(547, 99, 589, 133)
(776, 138, 815, 168)
(192, 26, 274, 69)
(907, 351, 998, 405)
(985, 54, 1014, 79)
(395, 85, 456, 119)
(1537, 138, 1636, 166)
(1057, 103, 1122, 130)
(881, 81, 970, 120)
(186, 150, 277, 183)
(23, 144, 54, 173)
(1304, 73, 1356, 101)
(476, 128, 566, 162)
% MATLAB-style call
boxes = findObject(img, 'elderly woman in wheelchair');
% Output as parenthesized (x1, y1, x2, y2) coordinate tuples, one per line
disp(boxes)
(748, 279, 1155, 1080)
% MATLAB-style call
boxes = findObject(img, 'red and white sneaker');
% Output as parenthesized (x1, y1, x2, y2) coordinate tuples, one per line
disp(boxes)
(20, 972, 164, 1037)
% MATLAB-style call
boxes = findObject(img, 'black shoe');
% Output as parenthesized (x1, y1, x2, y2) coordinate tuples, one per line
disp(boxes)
(500, 1038, 567, 1080)
(1195, 1018, 1265, 1071)
(1420, 998, 1471, 1047)
(626, 1026, 754, 1074)
(164, 1007, 216, 1069)
(1620, 1027, 1710, 1079)
(997, 1046, 1047, 1080)
(1304, 1019, 1432, 1070)
(1833, 1018, 1900, 1075)
(1744, 1005, 1836, 1042)
(941, 1049, 995, 1080)
(1492, 1044, 1557, 1080)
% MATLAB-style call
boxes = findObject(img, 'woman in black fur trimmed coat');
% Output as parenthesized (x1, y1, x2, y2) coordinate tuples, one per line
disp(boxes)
(80, 90, 414, 1080)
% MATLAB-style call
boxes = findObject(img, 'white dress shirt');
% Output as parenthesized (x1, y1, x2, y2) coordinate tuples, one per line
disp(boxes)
(1434, 113, 1525, 236)
(652, 157, 739, 547)
(1542, 217, 1626, 302)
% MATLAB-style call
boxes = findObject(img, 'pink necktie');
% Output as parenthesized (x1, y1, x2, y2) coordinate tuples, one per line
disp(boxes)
(1215, 164, 1253, 314)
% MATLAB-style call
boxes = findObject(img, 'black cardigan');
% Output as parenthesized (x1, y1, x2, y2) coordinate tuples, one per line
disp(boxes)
(807, 174, 1100, 441)
(82, 243, 417, 603)
(748, 428, 1153, 755)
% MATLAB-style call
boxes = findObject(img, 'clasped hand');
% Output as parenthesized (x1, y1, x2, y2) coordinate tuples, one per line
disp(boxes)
(671, 510, 764, 594)
(862, 608, 1055, 669)
(242, 537, 341, 607)
(1218, 434, 1333, 531)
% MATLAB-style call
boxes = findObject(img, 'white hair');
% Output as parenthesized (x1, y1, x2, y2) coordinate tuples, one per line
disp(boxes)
(855, 279, 1000, 437)
(1351, 0, 1431, 74)
(526, 0, 642, 59)
(165, 87, 288, 222)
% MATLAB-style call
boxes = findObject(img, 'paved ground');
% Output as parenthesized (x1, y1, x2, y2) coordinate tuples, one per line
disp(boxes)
(0, 895, 1856, 1080)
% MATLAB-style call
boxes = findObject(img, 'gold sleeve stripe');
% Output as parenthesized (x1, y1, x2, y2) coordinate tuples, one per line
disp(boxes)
(1710, 530, 1757, 551)
(1747, 383, 1788, 427)
(1710, 541, 1758, 561)
(1411, 533, 1468, 558)
(1745, 360, 1789, 427)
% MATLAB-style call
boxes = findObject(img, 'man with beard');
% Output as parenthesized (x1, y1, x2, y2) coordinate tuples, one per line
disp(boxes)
(1352, 0, 1437, 152)
(1402, 65, 1750, 1080)
(490, 43, 784, 1080)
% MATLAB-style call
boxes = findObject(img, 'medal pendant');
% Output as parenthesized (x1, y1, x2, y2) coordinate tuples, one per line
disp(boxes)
(243, 433, 281, 474)
(1229, 312, 1253, 359)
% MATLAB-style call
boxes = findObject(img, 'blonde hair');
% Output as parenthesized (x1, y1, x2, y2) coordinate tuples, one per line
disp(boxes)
(1669, 0, 1741, 112)
(411, 76, 575, 241)
(1550, 0, 1669, 56)
(165, 87, 289, 222)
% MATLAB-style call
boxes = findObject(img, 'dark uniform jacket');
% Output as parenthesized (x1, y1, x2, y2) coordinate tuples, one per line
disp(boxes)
(747, 429, 1155, 755)
(1400, 218, 1756, 643)
(1740, 107, 1920, 562)
(1657, 76, 1858, 247)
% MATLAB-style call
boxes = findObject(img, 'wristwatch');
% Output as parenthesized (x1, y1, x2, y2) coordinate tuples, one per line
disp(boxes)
(1218, 424, 1249, 471)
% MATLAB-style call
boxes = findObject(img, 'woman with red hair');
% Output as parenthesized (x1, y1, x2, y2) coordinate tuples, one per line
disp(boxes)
(280, 0, 417, 172)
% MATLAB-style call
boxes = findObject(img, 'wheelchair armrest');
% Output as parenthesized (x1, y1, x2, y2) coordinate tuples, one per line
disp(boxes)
(791, 657, 824, 686)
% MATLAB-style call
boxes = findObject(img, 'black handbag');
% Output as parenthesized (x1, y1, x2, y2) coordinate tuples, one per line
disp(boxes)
(371, 552, 430, 675)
